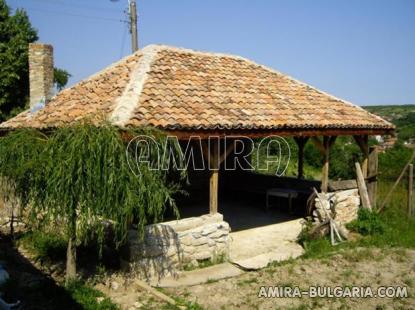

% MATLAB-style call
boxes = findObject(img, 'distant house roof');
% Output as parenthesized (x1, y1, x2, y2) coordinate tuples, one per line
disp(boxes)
(0, 44, 394, 136)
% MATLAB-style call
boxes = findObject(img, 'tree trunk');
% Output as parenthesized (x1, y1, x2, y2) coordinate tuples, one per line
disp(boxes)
(65, 213, 77, 283)
(66, 236, 76, 283)
(9, 211, 14, 237)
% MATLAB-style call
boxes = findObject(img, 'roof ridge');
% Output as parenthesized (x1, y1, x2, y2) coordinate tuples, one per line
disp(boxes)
(54, 49, 143, 99)
(109, 45, 163, 126)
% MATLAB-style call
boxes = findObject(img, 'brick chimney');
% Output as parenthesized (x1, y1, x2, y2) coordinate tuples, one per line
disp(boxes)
(29, 43, 54, 109)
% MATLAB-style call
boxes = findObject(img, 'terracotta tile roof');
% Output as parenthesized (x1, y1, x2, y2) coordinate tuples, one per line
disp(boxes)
(0, 45, 394, 134)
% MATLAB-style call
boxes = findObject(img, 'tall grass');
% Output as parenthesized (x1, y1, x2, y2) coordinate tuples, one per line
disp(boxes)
(377, 178, 409, 213)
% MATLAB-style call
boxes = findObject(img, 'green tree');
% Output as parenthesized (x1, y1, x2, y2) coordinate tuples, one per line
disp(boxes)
(54, 68, 71, 91)
(0, 124, 185, 282)
(0, 0, 70, 121)
(0, 0, 37, 121)
(329, 136, 362, 180)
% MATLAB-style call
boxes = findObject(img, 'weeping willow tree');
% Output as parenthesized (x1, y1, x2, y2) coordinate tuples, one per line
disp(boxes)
(0, 129, 45, 235)
(0, 123, 185, 282)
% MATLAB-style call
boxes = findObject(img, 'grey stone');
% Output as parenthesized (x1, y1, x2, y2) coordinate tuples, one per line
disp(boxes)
(210, 230, 228, 239)
(191, 231, 202, 239)
(207, 239, 216, 247)
(194, 251, 212, 261)
(201, 223, 219, 236)
(192, 237, 208, 246)
(200, 213, 223, 224)
(163, 217, 204, 232)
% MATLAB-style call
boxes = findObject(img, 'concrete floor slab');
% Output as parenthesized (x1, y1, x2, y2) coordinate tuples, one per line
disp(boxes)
(229, 218, 304, 269)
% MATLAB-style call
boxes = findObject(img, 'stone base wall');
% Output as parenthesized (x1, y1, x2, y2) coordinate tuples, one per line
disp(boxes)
(123, 213, 230, 281)
(313, 189, 360, 225)
(332, 189, 360, 224)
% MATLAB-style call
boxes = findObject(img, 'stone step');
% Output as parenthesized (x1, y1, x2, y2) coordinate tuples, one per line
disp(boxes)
(152, 262, 244, 288)
(230, 243, 304, 270)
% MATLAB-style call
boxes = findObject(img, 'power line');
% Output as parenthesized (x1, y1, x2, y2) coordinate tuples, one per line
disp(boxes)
(30, 0, 123, 13)
(24, 7, 127, 23)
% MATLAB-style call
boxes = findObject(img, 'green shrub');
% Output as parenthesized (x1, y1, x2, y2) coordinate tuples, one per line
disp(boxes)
(19, 231, 67, 261)
(66, 280, 118, 310)
(347, 208, 386, 235)
(297, 219, 314, 246)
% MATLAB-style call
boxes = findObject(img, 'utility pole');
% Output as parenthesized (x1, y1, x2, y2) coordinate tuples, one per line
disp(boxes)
(129, 0, 138, 52)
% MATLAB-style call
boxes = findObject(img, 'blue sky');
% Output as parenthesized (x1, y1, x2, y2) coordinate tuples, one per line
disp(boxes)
(9, 0, 415, 105)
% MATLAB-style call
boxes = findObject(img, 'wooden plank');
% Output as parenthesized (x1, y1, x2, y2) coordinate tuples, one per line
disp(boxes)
(328, 179, 357, 191)
(355, 162, 372, 210)
(367, 146, 378, 207)
(409, 164, 413, 217)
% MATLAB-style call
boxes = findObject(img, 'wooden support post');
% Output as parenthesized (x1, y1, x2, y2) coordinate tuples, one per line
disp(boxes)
(294, 137, 309, 179)
(202, 139, 235, 214)
(354, 135, 369, 177)
(321, 136, 330, 193)
(209, 169, 219, 214)
(409, 164, 413, 217)
(367, 146, 378, 207)
(209, 140, 219, 214)
(313, 136, 336, 193)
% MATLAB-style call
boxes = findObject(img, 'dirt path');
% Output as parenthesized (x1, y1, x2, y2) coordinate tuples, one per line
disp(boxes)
(167, 248, 415, 309)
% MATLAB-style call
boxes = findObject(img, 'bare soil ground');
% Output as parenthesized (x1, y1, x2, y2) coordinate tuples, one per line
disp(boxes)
(165, 248, 415, 310)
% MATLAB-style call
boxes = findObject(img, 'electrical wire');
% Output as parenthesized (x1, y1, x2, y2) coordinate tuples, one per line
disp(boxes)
(29, 0, 123, 13)
(24, 7, 127, 23)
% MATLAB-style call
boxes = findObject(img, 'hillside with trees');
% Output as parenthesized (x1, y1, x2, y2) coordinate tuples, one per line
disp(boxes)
(365, 104, 415, 144)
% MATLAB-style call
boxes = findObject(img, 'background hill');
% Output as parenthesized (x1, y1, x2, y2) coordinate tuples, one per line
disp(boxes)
(364, 105, 415, 143)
